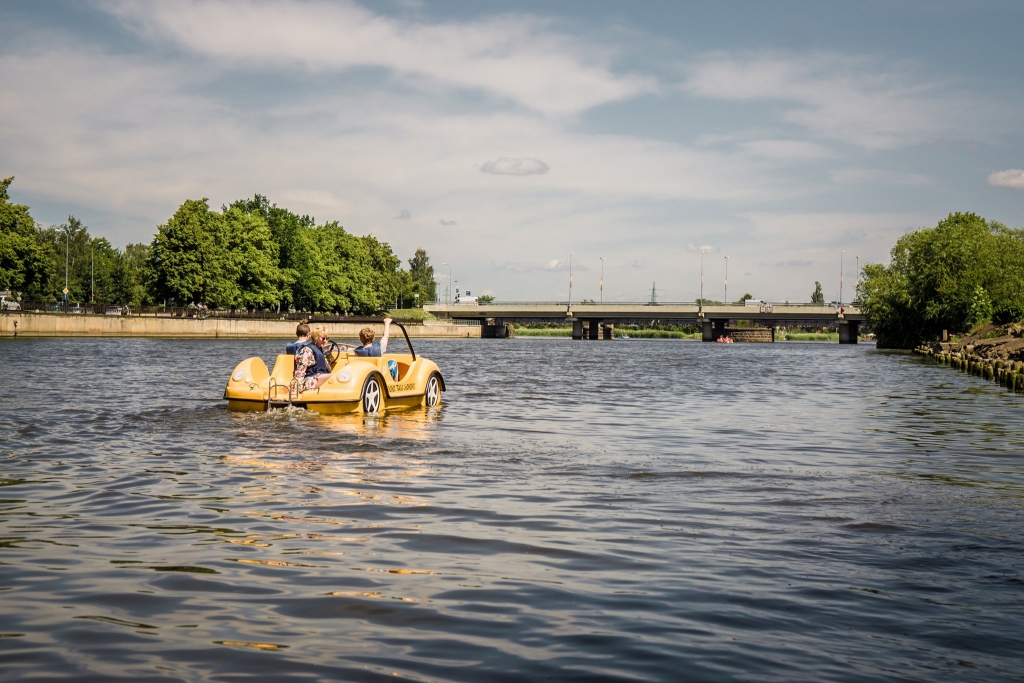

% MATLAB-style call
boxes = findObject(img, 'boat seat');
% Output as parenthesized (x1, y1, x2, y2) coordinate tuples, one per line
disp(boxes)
(268, 354, 295, 401)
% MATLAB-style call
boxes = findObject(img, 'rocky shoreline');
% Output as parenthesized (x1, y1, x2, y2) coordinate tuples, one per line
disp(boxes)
(915, 323, 1024, 393)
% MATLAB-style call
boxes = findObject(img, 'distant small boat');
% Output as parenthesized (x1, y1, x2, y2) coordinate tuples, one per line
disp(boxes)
(619, 334, 631, 339)
(716, 336, 734, 343)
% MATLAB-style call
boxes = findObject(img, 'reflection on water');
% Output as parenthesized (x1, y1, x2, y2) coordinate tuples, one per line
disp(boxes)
(1, 336, 1023, 682)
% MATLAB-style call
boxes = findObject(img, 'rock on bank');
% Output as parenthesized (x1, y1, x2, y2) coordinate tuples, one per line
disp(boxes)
(916, 323, 1024, 394)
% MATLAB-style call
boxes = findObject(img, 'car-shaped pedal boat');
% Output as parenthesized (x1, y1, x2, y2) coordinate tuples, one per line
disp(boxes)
(224, 320, 445, 414)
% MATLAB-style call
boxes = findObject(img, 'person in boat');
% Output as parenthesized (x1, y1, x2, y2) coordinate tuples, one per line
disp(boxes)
(293, 327, 333, 392)
(286, 320, 310, 355)
(354, 318, 392, 357)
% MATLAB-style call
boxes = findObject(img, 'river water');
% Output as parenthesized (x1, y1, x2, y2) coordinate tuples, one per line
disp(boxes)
(0, 336, 1022, 682)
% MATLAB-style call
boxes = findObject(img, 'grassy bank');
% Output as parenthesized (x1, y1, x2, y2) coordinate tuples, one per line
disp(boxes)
(783, 332, 839, 341)
(512, 325, 700, 339)
(514, 327, 573, 336)
(386, 309, 437, 322)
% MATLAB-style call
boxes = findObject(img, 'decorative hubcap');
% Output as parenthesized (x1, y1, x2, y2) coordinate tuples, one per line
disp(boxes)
(364, 379, 380, 413)
(426, 377, 439, 406)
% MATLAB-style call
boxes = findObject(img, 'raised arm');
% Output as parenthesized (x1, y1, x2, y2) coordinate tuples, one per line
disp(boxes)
(380, 318, 392, 354)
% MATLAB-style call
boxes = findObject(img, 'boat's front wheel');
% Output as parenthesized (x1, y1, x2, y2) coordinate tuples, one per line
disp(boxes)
(362, 375, 382, 413)
(425, 373, 441, 407)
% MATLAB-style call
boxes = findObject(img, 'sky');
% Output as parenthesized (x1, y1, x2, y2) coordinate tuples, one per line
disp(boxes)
(2, 0, 1023, 303)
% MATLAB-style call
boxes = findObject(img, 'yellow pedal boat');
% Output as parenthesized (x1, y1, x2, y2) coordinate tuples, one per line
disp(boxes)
(224, 320, 445, 414)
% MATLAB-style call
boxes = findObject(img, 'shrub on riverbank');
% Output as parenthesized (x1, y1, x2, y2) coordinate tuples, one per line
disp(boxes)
(784, 332, 839, 341)
(860, 212, 1024, 348)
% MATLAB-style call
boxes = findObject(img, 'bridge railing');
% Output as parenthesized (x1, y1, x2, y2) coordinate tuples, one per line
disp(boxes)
(428, 301, 855, 308)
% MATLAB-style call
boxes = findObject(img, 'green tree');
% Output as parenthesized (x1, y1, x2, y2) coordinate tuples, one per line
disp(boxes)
(0, 177, 55, 298)
(407, 248, 437, 303)
(108, 251, 136, 306)
(223, 206, 281, 309)
(860, 212, 1024, 347)
(476, 294, 495, 304)
(150, 199, 220, 305)
(811, 281, 824, 305)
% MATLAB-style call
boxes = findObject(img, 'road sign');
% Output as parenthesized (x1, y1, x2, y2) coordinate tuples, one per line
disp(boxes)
(63, 287, 69, 295)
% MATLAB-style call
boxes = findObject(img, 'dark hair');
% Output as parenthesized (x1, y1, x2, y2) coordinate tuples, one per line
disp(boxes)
(296, 320, 310, 338)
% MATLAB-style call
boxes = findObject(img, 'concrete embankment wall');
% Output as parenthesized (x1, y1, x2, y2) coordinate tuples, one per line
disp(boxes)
(916, 346, 1024, 394)
(0, 314, 481, 339)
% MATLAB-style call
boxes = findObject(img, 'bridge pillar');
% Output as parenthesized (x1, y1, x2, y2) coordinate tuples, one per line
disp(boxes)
(602, 322, 614, 340)
(838, 320, 859, 344)
(572, 319, 584, 340)
(480, 318, 513, 338)
(703, 319, 729, 341)
(588, 319, 600, 340)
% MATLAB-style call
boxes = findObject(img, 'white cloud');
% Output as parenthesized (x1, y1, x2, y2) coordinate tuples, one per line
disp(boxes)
(987, 169, 1024, 191)
(831, 168, 931, 187)
(686, 53, 960, 149)
(439, 218, 457, 225)
(740, 139, 832, 160)
(394, 209, 412, 220)
(101, 0, 655, 117)
(480, 157, 550, 176)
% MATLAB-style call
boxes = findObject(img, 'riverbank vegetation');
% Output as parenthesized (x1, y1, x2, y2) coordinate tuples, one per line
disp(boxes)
(860, 212, 1024, 348)
(0, 178, 437, 314)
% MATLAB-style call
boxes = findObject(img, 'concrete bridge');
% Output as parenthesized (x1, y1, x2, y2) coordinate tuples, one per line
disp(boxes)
(424, 302, 866, 343)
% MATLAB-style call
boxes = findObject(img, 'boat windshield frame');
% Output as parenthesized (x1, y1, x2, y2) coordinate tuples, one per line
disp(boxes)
(309, 317, 416, 361)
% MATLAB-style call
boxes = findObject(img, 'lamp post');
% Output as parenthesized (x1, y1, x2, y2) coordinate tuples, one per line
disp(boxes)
(855, 255, 859, 301)
(568, 252, 574, 307)
(599, 257, 605, 303)
(91, 241, 94, 304)
(700, 249, 705, 313)
(839, 250, 845, 305)
(724, 256, 729, 304)
(64, 226, 70, 313)
(442, 262, 452, 305)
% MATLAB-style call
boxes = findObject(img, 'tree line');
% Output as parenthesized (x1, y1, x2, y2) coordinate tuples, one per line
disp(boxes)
(859, 212, 1024, 348)
(0, 178, 437, 313)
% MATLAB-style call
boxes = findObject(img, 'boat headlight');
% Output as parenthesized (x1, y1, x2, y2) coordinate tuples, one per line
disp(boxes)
(337, 371, 351, 382)
(232, 370, 245, 381)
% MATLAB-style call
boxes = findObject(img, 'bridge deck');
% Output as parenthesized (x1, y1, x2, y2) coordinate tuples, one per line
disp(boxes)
(425, 303, 864, 323)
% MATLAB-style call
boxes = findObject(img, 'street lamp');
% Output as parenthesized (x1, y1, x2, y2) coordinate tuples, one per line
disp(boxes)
(724, 256, 729, 304)
(442, 262, 452, 305)
(839, 250, 845, 305)
(700, 249, 705, 313)
(855, 255, 859, 301)
(91, 241, 94, 304)
(599, 257, 605, 303)
(568, 252, 574, 307)
(64, 225, 70, 313)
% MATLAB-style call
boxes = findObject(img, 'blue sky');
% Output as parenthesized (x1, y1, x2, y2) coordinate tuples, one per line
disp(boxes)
(2, 0, 1022, 302)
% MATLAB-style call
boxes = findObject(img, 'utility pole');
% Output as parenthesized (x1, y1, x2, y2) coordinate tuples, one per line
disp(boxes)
(855, 255, 859, 300)
(568, 252, 574, 307)
(700, 249, 705, 312)
(599, 257, 605, 303)
(91, 242, 94, 304)
(724, 256, 729, 304)
(839, 250, 845, 305)
(64, 225, 70, 313)
(443, 262, 452, 305)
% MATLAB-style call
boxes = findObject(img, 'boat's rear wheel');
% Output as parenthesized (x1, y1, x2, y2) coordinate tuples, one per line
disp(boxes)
(362, 375, 382, 413)
(425, 373, 441, 407)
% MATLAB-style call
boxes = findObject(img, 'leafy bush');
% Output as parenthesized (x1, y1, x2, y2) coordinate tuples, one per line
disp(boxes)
(860, 212, 1024, 348)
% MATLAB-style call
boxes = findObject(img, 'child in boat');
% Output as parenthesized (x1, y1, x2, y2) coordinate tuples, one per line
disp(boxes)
(354, 318, 392, 357)
(286, 320, 310, 355)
